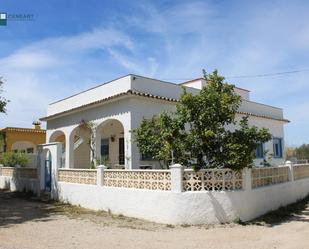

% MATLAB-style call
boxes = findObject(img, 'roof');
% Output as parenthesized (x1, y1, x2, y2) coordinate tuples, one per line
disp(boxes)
(180, 78, 250, 92)
(40, 89, 289, 123)
(0, 127, 46, 134)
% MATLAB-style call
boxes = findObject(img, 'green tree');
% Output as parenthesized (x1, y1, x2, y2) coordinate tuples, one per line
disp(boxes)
(295, 144, 309, 161)
(0, 77, 9, 114)
(133, 70, 272, 170)
(1, 152, 29, 167)
(133, 112, 188, 168)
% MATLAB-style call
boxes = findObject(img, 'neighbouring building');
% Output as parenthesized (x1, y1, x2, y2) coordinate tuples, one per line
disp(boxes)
(0, 121, 46, 155)
(40, 74, 289, 169)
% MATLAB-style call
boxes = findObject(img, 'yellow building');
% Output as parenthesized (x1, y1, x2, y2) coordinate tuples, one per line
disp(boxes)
(0, 122, 46, 154)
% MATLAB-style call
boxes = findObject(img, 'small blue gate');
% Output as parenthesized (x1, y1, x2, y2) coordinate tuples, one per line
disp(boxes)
(45, 159, 52, 192)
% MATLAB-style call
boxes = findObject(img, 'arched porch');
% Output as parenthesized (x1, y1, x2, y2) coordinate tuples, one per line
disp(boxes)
(95, 119, 125, 169)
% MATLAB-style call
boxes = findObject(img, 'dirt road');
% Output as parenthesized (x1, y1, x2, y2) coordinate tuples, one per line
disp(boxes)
(1, 190, 309, 249)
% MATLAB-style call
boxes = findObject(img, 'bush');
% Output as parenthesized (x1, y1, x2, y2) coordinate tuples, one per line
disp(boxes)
(1, 152, 29, 167)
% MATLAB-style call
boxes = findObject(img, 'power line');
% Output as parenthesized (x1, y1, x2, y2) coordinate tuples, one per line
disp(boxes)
(226, 68, 309, 79)
(161, 68, 309, 81)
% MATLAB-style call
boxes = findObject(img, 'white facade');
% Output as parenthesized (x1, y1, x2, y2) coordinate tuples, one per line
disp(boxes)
(41, 74, 289, 169)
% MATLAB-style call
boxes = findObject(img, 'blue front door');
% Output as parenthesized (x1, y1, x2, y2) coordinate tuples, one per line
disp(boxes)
(45, 160, 51, 192)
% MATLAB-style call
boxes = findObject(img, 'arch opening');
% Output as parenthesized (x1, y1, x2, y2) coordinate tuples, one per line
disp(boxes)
(97, 119, 125, 169)
(49, 130, 65, 168)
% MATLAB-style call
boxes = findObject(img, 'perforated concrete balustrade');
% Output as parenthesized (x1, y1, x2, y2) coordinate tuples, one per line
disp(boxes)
(293, 164, 309, 180)
(103, 170, 171, 191)
(58, 169, 97, 185)
(53, 163, 309, 191)
(0, 167, 37, 179)
(183, 169, 243, 191)
(251, 166, 289, 189)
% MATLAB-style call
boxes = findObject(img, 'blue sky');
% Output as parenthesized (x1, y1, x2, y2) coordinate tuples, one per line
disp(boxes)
(0, 0, 309, 146)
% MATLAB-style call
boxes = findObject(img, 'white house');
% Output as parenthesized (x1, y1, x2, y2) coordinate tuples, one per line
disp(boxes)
(40, 74, 289, 169)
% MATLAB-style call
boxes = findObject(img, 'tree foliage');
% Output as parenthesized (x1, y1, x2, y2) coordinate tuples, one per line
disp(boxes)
(133, 113, 188, 168)
(133, 70, 272, 170)
(1, 152, 29, 167)
(0, 77, 9, 114)
(286, 144, 309, 162)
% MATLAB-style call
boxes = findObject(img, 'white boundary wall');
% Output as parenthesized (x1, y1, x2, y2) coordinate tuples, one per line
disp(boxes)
(57, 176, 309, 225)
(2, 159, 309, 225)
(0, 176, 39, 194)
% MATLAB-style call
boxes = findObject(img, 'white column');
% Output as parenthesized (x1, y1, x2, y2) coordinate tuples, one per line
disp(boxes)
(50, 142, 62, 200)
(285, 160, 294, 182)
(95, 128, 101, 164)
(242, 167, 252, 191)
(124, 128, 133, 169)
(90, 126, 97, 166)
(170, 164, 184, 193)
(65, 132, 74, 168)
(97, 165, 107, 186)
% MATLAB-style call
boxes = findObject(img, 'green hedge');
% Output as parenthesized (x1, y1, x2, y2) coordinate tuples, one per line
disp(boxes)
(1, 152, 29, 167)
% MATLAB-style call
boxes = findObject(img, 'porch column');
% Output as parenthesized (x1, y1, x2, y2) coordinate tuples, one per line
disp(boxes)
(65, 132, 74, 168)
(90, 126, 99, 166)
(124, 128, 133, 169)
(95, 128, 101, 164)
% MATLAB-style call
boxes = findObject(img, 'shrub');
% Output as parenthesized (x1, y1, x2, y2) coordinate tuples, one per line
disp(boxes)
(1, 152, 29, 167)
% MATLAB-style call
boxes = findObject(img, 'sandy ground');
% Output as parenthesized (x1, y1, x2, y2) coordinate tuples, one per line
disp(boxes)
(1, 191, 309, 249)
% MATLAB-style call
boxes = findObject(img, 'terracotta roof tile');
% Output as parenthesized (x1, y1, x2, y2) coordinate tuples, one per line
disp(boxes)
(40, 90, 289, 123)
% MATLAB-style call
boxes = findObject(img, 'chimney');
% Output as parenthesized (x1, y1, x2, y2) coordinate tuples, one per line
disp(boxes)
(32, 121, 41, 130)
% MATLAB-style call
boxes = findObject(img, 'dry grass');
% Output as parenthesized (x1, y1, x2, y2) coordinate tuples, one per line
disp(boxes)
(42, 201, 171, 231)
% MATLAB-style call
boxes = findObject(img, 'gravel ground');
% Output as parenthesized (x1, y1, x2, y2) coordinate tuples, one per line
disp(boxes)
(1, 190, 309, 249)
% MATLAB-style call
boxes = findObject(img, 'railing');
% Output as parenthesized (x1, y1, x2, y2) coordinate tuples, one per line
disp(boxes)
(52, 164, 309, 191)
(251, 166, 289, 189)
(103, 169, 171, 191)
(294, 164, 309, 180)
(1, 167, 15, 177)
(183, 169, 243, 191)
(58, 169, 97, 185)
(0, 167, 37, 179)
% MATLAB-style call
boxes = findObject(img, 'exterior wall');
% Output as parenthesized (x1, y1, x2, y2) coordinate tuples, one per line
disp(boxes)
(4, 130, 46, 153)
(131, 75, 198, 100)
(47, 75, 132, 116)
(230, 115, 286, 166)
(56, 177, 309, 225)
(46, 98, 133, 169)
(240, 100, 284, 120)
(74, 142, 90, 169)
(44, 74, 287, 169)
(181, 78, 250, 100)
(130, 97, 177, 168)
(0, 176, 39, 193)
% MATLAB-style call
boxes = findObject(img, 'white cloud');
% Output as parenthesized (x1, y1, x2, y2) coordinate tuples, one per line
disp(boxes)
(1, 1, 309, 145)
(0, 27, 139, 128)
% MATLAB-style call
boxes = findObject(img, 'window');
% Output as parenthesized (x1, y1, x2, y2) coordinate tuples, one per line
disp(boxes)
(101, 139, 109, 159)
(140, 153, 154, 161)
(256, 143, 264, 159)
(27, 148, 34, 154)
(118, 138, 125, 165)
(273, 138, 283, 158)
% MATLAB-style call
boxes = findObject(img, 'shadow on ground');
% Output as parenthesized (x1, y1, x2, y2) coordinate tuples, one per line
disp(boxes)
(3, 189, 309, 230)
(244, 194, 309, 227)
(0, 190, 168, 231)
(0, 190, 55, 228)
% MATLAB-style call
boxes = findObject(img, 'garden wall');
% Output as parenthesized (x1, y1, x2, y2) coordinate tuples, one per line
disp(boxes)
(2, 163, 309, 225)
(0, 167, 39, 194)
